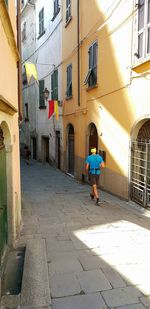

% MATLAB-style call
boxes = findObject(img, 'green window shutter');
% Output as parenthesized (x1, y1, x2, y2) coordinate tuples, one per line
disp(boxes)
(39, 80, 45, 107)
(39, 8, 44, 35)
(66, 64, 72, 97)
(51, 70, 58, 100)
(51, 73, 54, 100)
(54, 70, 58, 100)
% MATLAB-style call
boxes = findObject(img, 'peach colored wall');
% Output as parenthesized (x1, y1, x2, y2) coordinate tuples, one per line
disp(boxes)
(0, 19, 18, 110)
(0, 1, 21, 246)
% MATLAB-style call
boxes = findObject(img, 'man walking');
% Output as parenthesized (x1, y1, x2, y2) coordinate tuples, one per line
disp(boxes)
(85, 148, 105, 206)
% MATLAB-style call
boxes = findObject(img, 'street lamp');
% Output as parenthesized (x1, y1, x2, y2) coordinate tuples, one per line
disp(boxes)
(43, 88, 50, 101)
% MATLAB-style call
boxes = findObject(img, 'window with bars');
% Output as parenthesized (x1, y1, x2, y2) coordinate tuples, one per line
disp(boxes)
(39, 80, 46, 108)
(136, 0, 150, 59)
(39, 8, 44, 36)
(66, 0, 71, 23)
(51, 70, 58, 100)
(84, 41, 98, 88)
(66, 64, 72, 98)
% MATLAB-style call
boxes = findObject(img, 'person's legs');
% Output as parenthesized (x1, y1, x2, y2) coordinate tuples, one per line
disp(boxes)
(95, 175, 101, 205)
(90, 175, 100, 203)
(90, 175, 95, 199)
(92, 184, 99, 199)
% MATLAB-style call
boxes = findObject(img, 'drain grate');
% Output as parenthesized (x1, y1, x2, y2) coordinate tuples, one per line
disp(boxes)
(1, 247, 25, 296)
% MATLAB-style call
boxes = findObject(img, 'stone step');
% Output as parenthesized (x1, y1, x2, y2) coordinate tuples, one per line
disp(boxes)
(21, 239, 51, 308)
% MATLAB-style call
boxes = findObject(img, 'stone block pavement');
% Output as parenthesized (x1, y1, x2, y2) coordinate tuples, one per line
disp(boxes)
(3, 160, 150, 309)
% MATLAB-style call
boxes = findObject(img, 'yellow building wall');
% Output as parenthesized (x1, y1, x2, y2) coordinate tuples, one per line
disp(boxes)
(0, 1, 21, 248)
(62, 0, 150, 199)
(0, 10, 18, 109)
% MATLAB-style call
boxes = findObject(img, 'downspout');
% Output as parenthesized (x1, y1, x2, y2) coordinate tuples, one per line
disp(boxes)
(77, 0, 80, 106)
(17, 0, 23, 121)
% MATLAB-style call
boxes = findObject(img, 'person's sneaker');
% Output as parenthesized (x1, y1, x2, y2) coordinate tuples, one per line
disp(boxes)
(90, 193, 94, 200)
(96, 199, 101, 206)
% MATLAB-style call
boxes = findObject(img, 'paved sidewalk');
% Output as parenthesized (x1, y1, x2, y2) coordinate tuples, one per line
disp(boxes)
(18, 160, 150, 308)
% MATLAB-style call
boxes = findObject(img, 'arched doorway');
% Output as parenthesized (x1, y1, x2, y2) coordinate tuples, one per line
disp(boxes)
(88, 123, 98, 154)
(0, 126, 7, 264)
(68, 124, 74, 175)
(131, 119, 150, 207)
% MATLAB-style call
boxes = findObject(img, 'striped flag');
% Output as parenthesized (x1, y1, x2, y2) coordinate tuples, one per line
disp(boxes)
(48, 100, 59, 120)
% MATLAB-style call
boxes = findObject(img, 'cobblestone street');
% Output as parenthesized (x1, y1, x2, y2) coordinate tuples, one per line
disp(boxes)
(18, 160, 150, 309)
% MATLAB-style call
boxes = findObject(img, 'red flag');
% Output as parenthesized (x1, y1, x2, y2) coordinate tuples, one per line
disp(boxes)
(48, 100, 54, 118)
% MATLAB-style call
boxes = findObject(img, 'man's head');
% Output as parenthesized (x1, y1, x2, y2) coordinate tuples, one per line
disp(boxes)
(91, 148, 96, 154)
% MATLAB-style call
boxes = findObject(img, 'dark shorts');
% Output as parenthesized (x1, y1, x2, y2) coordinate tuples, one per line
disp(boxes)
(90, 174, 100, 186)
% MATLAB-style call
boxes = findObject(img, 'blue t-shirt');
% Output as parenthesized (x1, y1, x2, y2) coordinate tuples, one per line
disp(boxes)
(85, 154, 103, 175)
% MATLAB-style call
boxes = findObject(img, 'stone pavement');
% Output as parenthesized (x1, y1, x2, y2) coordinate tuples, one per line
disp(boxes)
(11, 160, 150, 308)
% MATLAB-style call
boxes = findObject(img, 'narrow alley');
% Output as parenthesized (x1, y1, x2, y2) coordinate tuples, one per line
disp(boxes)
(17, 159, 150, 309)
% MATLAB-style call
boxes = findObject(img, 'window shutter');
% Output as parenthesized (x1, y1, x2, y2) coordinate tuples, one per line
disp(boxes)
(51, 73, 54, 100)
(148, 0, 150, 23)
(89, 46, 92, 69)
(54, 70, 58, 100)
(39, 8, 44, 35)
(39, 80, 45, 107)
(66, 65, 72, 97)
(51, 70, 58, 100)
(137, 0, 145, 58)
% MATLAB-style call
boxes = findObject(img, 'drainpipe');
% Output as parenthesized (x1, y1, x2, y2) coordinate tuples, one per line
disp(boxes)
(77, 0, 80, 106)
(17, 0, 23, 122)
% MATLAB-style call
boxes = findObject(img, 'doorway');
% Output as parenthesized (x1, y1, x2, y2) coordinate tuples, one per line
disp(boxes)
(42, 137, 49, 163)
(32, 137, 37, 160)
(131, 120, 150, 207)
(68, 124, 74, 175)
(56, 131, 61, 169)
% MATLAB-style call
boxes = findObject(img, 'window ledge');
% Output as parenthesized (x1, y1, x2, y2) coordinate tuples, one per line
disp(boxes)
(65, 16, 72, 28)
(86, 84, 98, 91)
(132, 57, 150, 73)
(39, 105, 46, 110)
(37, 30, 45, 40)
(66, 95, 73, 100)
(51, 8, 60, 21)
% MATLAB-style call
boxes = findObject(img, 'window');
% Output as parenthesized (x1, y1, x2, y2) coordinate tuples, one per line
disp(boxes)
(5, 0, 8, 7)
(39, 80, 46, 108)
(22, 22, 26, 41)
(25, 103, 29, 121)
(66, 64, 72, 98)
(84, 41, 98, 88)
(66, 0, 71, 22)
(53, 0, 60, 17)
(136, 0, 150, 59)
(22, 72, 27, 85)
(51, 70, 58, 100)
(39, 8, 44, 37)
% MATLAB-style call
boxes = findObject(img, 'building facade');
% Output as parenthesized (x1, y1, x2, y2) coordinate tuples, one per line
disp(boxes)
(0, 0, 21, 279)
(21, 0, 63, 168)
(62, 0, 150, 207)
(20, 0, 37, 154)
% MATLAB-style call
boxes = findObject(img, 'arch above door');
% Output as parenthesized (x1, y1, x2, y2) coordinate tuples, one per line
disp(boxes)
(87, 122, 98, 155)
